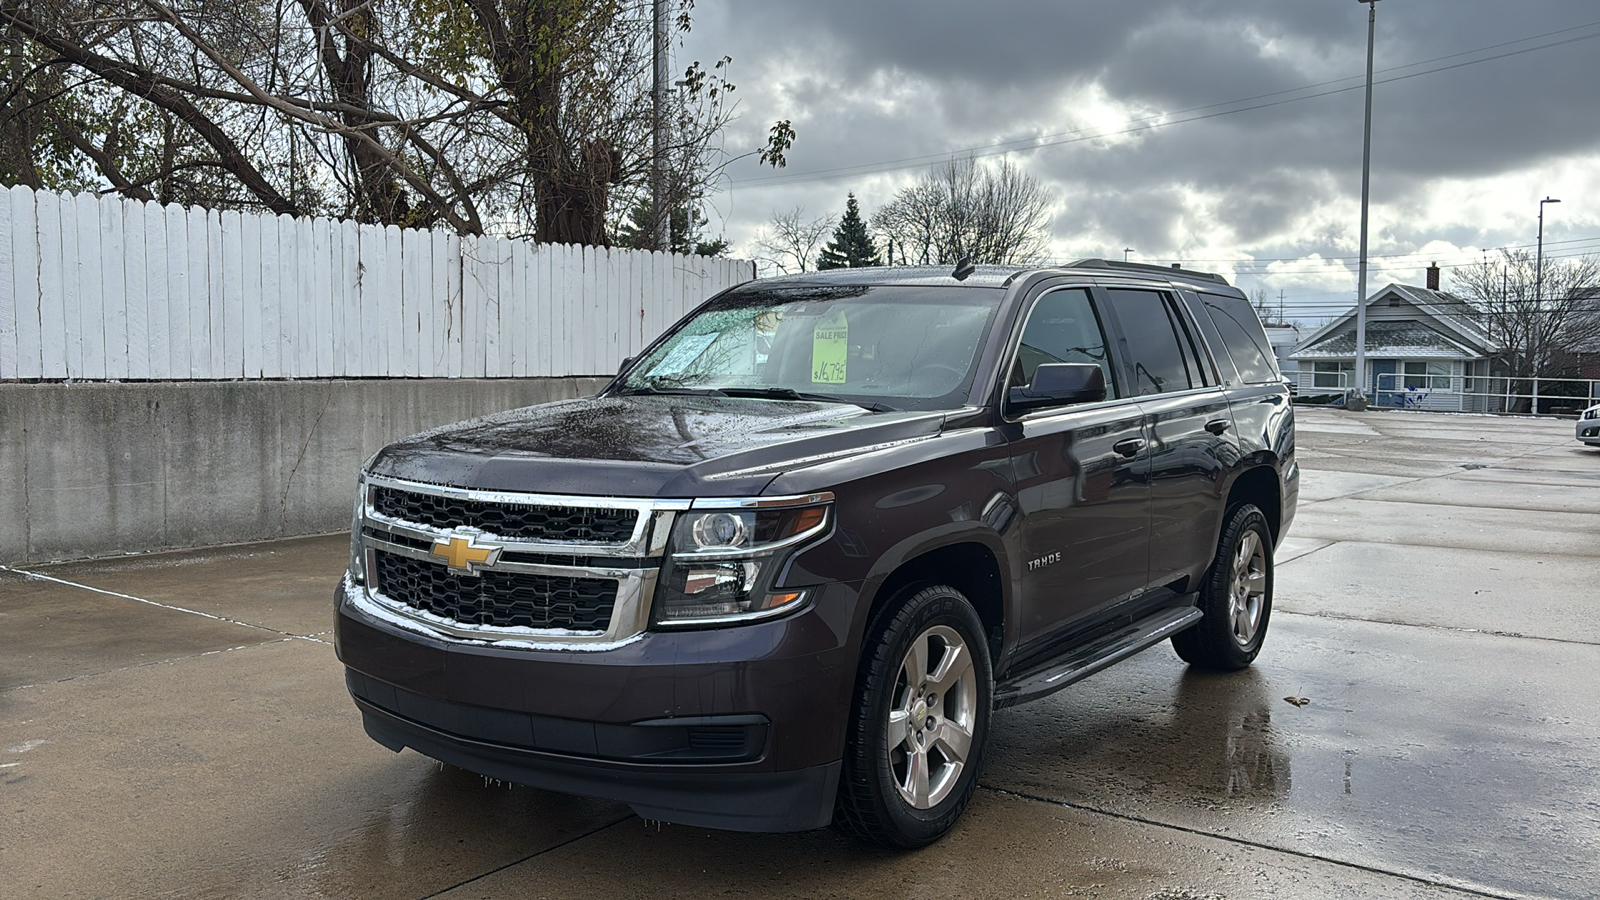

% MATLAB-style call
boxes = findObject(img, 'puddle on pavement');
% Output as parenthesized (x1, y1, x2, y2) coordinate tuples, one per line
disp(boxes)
(983, 618, 1600, 899)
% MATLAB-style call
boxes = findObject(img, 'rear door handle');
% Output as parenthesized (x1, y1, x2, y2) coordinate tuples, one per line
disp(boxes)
(1205, 419, 1231, 435)
(1113, 438, 1146, 458)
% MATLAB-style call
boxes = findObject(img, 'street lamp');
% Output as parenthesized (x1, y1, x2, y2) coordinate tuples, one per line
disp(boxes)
(1352, 0, 1381, 408)
(1534, 196, 1561, 384)
(1124, 248, 1134, 262)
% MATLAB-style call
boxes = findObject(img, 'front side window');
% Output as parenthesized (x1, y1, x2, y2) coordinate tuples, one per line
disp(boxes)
(616, 285, 1004, 410)
(1009, 288, 1119, 399)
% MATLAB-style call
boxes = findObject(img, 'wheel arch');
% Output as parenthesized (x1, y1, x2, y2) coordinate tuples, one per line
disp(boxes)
(1223, 463, 1284, 545)
(857, 527, 1009, 664)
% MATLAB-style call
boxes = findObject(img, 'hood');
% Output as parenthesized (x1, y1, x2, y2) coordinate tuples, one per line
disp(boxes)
(366, 394, 947, 497)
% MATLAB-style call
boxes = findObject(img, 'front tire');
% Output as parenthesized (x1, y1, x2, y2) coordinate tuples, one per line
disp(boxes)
(833, 585, 993, 848)
(1172, 503, 1274, 671)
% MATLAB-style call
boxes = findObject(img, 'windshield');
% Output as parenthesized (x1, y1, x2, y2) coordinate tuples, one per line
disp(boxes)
(614, 284, 1004, 410)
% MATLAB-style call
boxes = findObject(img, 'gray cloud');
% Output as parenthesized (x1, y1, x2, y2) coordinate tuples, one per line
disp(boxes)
(681, 1, 1600, 314)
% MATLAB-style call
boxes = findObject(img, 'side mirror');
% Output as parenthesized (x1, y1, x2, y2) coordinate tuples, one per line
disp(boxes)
(619, 356, 635, 374)
(1007, 363, 1106, 414)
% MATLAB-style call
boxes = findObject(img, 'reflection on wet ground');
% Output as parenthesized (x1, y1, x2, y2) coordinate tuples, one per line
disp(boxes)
(303, 766, 631, 900)
(985, 615, 1600, 899)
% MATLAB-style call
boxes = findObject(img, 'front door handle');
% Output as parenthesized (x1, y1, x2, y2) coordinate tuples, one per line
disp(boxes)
(1113, 438, 1146, 458)
(1205, 419, 1231, 435)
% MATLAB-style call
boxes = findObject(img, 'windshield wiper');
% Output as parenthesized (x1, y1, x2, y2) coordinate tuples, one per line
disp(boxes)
(614, 384, 726, 397)
(719, 387, 895, 412)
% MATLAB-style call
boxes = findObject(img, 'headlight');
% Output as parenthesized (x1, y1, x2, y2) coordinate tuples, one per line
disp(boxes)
(652, 497, 833, 626)
(348, 474, 367, 585)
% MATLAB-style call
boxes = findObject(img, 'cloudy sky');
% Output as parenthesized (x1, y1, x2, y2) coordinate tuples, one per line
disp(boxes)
(677, 0, 1600, 324)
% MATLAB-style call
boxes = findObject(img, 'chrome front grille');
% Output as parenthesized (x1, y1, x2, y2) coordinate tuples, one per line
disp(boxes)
(351, 475, 829, 646)
(370, 486, 637, 543)
(373, 551, 617, 631)
(354, 475, 686, 645)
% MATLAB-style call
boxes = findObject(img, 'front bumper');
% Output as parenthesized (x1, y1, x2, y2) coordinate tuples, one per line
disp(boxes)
(335, 576, 858, 832)
(1578, 418, 1600, 446)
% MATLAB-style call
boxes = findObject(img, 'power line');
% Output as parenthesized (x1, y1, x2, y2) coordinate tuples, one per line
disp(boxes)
(732, 20, 1600, 188)
(1135, 235, 1600, 267)
(1035, 238, 1600, 277)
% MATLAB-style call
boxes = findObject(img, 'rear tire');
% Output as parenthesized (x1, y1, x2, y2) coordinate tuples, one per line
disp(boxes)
(1172, 503, 1273, 671)
(833, 585, 992, 849)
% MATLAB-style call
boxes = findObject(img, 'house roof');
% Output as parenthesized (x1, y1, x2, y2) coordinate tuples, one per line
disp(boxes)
(1290, 283, 1497, 361)
(1292, 320, 1481, 359)
(1386, 284, 1493, 346)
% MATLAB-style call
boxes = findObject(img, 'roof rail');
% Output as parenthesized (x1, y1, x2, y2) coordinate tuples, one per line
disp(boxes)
(1069, 258, 1231, 287)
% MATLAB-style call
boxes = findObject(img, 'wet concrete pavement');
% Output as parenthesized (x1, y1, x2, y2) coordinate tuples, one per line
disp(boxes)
(3, 408, 1597, 899)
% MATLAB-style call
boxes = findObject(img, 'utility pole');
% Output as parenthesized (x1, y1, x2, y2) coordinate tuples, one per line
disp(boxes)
(1352, 0, 1381, 409)
(1534, 197, 1561, 381)
(652, 0, 669, 251)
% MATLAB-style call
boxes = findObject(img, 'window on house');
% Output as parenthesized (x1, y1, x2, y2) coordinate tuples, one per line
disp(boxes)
(1313, 361, 1354, 388)
(1403, 361, 1451, 390)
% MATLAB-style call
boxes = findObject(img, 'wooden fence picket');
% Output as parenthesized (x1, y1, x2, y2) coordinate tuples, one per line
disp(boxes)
(0, 187, 753, 382)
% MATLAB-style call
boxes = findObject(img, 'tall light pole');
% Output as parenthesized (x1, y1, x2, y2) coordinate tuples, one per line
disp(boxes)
(1353, 0, 1381, 407)
(1534, 196, 1560, 380)
(1123, 248, 1134, 262)
(652, 0, 669, 251)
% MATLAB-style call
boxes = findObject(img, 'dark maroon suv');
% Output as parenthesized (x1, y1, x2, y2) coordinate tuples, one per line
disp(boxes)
(336, 261, 1298, 848)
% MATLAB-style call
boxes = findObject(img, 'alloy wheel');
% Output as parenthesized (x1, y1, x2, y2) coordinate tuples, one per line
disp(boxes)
(887, 624, 978, 809)
(1228, 530, 1268, 646)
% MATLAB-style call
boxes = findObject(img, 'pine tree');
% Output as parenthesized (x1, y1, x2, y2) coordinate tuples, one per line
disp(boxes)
(614, 202, 728, 257)
(816, 194, 882, 269)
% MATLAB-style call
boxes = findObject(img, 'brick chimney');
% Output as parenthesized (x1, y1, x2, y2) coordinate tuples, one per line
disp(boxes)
(1426, 262, 1441, 291)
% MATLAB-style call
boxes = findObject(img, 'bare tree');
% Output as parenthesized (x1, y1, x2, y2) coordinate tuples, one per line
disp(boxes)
(1455, 249, 1600, 379)
(1250, 287, 1275, 324)
(752, 206, 832, 275)
(875, 155, 1053, 267)
(0, 0, 791, 242)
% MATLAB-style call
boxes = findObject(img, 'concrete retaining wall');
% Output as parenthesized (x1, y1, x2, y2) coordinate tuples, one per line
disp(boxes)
(0, 378, 609, 565)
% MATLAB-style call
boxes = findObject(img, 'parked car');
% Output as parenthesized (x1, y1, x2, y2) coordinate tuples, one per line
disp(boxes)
(335, 260, 1298, 848)
(1579, 402, 1600, 446)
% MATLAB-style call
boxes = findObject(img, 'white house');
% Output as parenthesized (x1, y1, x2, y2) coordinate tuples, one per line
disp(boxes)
(1289, 267, 1498, 412)
(1262, 323, 1303, 380)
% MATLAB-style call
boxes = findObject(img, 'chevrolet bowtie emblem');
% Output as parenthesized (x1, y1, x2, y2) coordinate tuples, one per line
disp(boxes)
(430, 534, 503, 575)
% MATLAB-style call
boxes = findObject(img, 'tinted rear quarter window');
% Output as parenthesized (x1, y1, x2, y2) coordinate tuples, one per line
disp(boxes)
(1198, 293, 1280, 385)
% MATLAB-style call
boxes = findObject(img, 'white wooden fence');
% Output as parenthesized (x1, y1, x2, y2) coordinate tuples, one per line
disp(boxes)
(0, 186, 754, 380)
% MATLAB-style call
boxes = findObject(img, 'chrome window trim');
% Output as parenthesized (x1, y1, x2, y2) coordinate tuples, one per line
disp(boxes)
(997, 284, 1124, 425)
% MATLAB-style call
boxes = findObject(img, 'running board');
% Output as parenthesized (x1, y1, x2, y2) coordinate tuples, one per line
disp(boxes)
(994, 606, 1204, 709)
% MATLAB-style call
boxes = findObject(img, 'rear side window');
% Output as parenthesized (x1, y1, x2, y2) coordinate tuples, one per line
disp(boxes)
(1198, 294, 1280, 385)
(1105, 289, 1201, 396)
